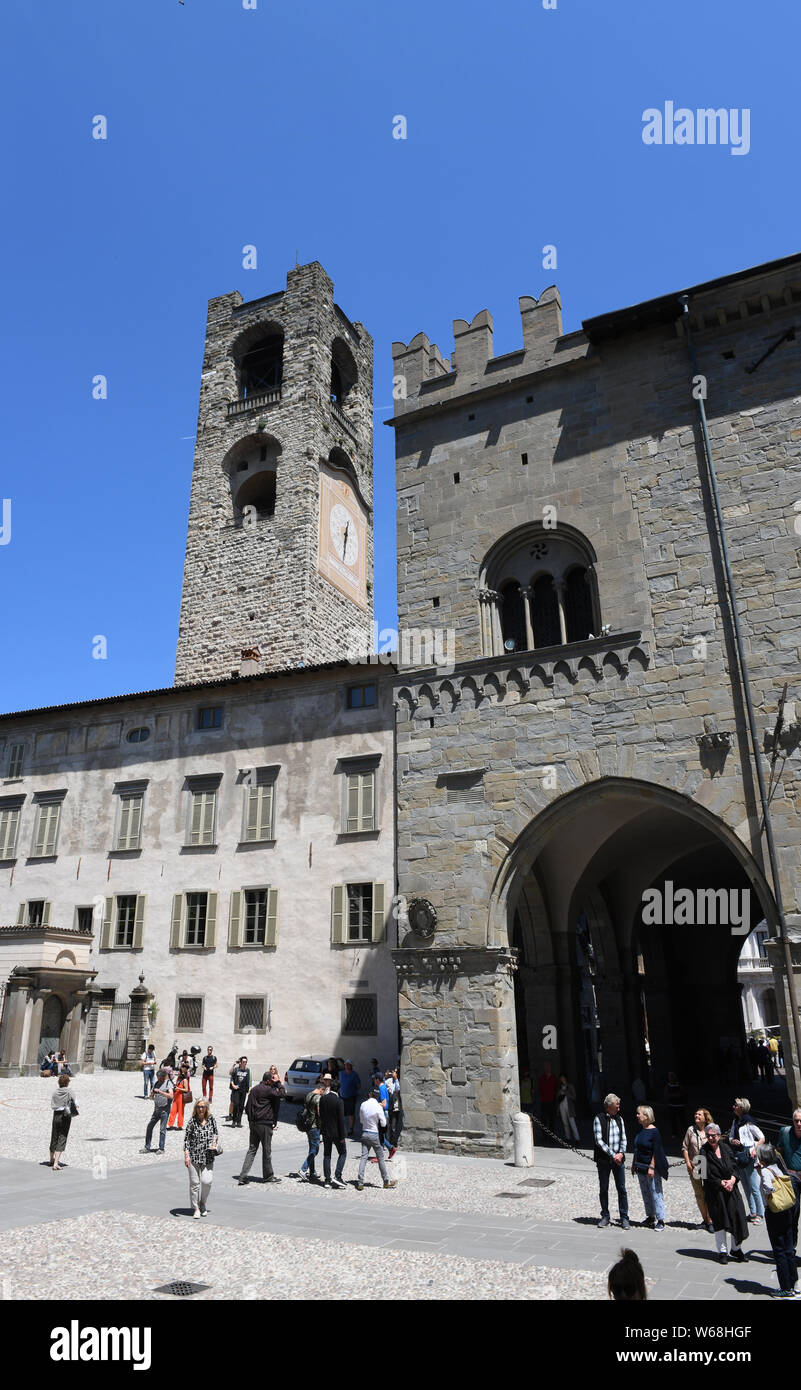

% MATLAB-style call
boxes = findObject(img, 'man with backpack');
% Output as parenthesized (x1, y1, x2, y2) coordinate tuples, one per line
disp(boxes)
(143, 1068, 174, 1153)
(290, 1079, 325, 1183)
(593, 1092, 630, 1229)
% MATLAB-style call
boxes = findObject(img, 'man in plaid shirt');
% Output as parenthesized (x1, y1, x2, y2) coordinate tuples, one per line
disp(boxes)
(593, 1093, 630, 1229)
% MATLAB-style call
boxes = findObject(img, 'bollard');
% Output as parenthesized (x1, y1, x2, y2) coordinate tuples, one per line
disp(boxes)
(513, 1111, 534, 1167)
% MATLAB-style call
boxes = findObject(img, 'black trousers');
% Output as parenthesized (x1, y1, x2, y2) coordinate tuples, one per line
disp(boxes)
(239, 1122, 274, 1180)
(597, 1159, 629, 1218)
(231, 1089, 247, 1124)
(766, 1207, 798, 1292)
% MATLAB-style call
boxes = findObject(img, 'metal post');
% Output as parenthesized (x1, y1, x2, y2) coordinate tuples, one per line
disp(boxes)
(680, 295, 801, 1104)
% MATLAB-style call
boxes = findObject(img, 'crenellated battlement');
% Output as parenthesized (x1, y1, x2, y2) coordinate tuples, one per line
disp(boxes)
(391, 285, 578, 416)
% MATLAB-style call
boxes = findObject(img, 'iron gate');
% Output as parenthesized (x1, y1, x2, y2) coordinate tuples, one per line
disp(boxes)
(106, 1001, 130, 1069)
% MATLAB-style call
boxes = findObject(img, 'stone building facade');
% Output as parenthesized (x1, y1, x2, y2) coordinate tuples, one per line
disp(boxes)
(175, 261, 374, 685)
(389, 254, 801, 1156)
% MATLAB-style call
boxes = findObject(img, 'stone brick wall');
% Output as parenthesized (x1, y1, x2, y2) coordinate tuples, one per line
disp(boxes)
(389, 256, 801, 1156)
(175, 262, 374, 684)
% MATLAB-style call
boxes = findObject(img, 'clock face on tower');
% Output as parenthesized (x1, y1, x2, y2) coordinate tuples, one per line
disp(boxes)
(318, 465, 368, 609)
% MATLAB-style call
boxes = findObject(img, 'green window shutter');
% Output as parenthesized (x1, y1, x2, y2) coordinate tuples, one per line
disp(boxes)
(42, 900, 52, 926)
(244, 785, 260, 841)
(170, 894, 184, 949)
(259, 783, 274, 839)
(201, 792, 216, 845)
(362, 772, 375, 830)
(100, 896, 114, 950)
(228, 890, 243, 948)
(128, 795, 142, 848)
(132, 895, 146, 949)
(32, 807, 47, 857)
(16, 902, 26, 925)
(117, 796, 130, 849)
(331, 884, 345, 944)
(346, 774, 360, 832)
(371, 882, 386, 943)
(205, 891, 218, 948)
(42, 804, 60, 857)
(0, 808, 18, 859)
(189, 793, 202, 845)
(265, 887, 279, 947)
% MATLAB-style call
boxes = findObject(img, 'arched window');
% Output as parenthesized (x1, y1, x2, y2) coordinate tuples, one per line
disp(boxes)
(500, 581, 527, 652)
(331, 337, 358, 407)
(531, 576, 561, 648)
(479, 522, 601, 658)
(222, 433, 282, 525)
(564, 566, 594, 642)
(235, 470, 276, 519)
(241, 336, 283, 397)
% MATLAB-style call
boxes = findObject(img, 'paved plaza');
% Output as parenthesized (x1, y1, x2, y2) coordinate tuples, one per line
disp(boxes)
(0, 1073, 789, 1301)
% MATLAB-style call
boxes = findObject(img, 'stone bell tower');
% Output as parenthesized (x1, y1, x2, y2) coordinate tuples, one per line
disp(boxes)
(174, 261, 374, 684)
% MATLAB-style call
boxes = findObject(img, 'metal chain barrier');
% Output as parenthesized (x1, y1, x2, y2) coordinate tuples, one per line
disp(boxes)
(529, 1112, 686, 1167)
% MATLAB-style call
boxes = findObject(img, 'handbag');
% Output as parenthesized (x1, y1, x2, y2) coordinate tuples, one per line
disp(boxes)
(68, 1096, 79, 1117)
(767, 1174, 796, 1213)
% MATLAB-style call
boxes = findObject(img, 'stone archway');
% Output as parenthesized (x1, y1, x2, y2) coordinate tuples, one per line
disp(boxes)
(39, 993, 64, 1064)
(495, 777, 778, 1116)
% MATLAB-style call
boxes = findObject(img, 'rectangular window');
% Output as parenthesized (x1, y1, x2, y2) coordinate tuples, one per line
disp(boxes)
(114, 790, 144, 851)
(76, 906, 94, 933)
(237, 997, 265, 1030)
(187, 789, 216, 846)
(346, 684, 377, 710)
(176, 997, 203, 1031)
(31, 798, 63, 858)
(342, 995, 377, 1035)
(346, 882, 373, 942)
(27, 899, 46, 926)
(0, 803, 21, 859)
(8, 744, 24, 778)
(344, 768, 376, 833)
(185, 891, 208, 947)
(242, 777, 275, 842)
(197, 706, 223, 730)
(114, 894, 137, 948)
(244, 888, 267, 945)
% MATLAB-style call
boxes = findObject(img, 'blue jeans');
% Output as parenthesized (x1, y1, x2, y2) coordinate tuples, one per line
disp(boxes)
(143, 1067, 155, 1098)
(740, 1161, 765, 1218)
(145, 1107, 169, 1152)
(637, 1171, 665, 1222)
(301, 1127, 320, 1176)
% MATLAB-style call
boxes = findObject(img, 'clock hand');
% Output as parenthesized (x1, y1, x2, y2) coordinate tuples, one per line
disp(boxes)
(342, 521, 349, 558)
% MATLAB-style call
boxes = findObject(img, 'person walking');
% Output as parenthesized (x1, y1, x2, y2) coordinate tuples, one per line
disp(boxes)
(700, 1122, 749, 1264)
(632, 1105, 669, 1232)
(228, 1057, 251, 1127)
(593, 1093, 629, 1230)
(144, 1068, 174, 1153)
(141, 1043, 157, 1098)
(387, 1068, 402, 1149)
(538, 1063, 558, 1140)
(756, 1142, 801, 1297)
(557, 1074, 580, 1143)
(746, 1036, 760, 1082)
(682, 1107, 715, 1232)
(356, 1087, 397, 1191)
(168, 1063, 192, 1131)
(237, 1066, 285, 1185)
(756, 1038, 768, 1082)
(663, 1072, 687, 1139)
(201, 1046, 217, 1102)
(339, 1060, 361, 1137)
(319, 1074, 348, 1188)
(184, 1098, 219, 1218)
(49, 1073, 77, 1171)
(729, 1098, 765, 1226)
(290, 1079, 324, 1183)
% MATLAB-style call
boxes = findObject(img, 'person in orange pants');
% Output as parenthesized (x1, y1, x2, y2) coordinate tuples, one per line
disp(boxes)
(168, 1065, 191, 1130)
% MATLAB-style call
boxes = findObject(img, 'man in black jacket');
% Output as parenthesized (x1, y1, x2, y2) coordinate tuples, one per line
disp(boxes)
(236, 1066, 285, 1185)
(319, 1074, 347, 1189)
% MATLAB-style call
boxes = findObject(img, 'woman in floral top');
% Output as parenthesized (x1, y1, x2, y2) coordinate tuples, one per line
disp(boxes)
(184, 1099, 219, 1218)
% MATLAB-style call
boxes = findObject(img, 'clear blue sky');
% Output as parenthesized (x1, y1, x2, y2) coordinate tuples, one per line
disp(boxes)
(2, 0, 798, 714)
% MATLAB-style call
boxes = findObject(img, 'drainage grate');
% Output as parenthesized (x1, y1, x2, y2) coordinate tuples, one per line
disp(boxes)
(153, 1281, 211, 1298)
(495, 1191, 531, 1199)
(518, 1178, 556, 1188)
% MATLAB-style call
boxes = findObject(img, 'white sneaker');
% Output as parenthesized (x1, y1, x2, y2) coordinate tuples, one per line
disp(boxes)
(192, 1209, 201, 1219)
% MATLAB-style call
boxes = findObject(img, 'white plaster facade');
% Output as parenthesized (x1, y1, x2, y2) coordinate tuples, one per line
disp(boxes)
(738, 924, 779, 1036)
(0, 663, 398, 1077)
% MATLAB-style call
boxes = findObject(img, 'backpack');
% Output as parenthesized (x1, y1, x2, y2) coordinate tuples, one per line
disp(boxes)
(296, 1095, 317, 1132)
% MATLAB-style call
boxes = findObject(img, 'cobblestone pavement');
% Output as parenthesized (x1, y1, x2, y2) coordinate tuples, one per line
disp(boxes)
(0, 1075, 781, 1301)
